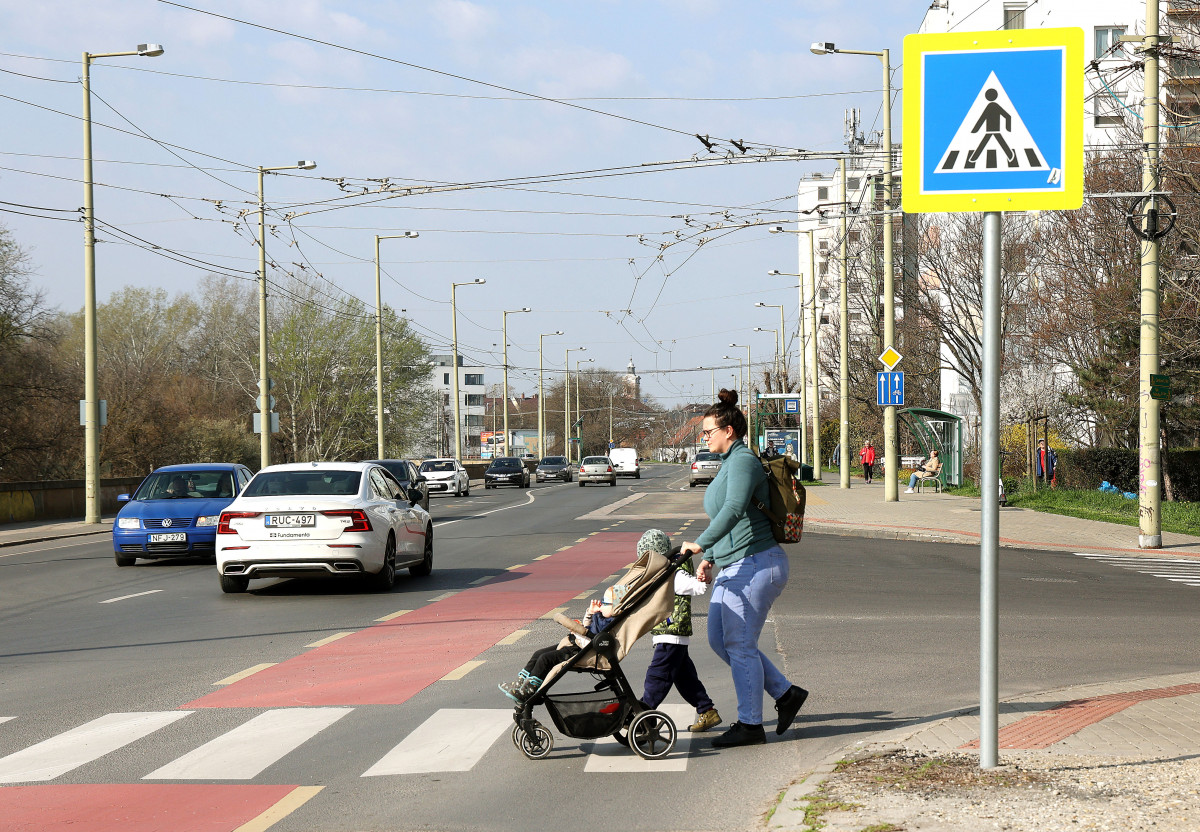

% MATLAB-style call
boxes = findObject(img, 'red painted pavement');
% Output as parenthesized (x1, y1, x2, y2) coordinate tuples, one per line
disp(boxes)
(186, 533, 641, 708)
(0, 784, 296, 832)
(961, 682, 1200, 749)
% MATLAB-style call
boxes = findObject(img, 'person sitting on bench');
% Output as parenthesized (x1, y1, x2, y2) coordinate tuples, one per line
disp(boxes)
(904, 450, 942, 493)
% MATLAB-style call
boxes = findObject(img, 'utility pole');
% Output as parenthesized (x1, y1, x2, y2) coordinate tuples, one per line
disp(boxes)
(839, 158, 851, 489)
(502, 308, 531, 457)
(374, 232, 418, 459)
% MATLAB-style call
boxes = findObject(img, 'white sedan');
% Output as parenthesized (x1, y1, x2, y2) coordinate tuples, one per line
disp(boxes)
(418, 458, 471, 496)
(215, 462, 433, 594)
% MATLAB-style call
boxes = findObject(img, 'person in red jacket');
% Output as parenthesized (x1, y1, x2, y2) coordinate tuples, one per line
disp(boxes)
(859, 440, 877, 484)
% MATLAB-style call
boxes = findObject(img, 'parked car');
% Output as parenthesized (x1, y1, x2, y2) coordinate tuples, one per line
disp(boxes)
(535, 456, 573, 483)
(418, 458, 470, 496)
(689, 451, 723, 487)
(609, 447, 640, 479)
(365, 459, 429, 512)
(112, 463, 254, 567)
(484, 456, 530, 489)
(215, 461, 433, 594)
(578, 455, 617, 486)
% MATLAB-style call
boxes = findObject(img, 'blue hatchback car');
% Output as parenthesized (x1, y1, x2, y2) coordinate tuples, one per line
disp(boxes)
(113, 463, 254, 566)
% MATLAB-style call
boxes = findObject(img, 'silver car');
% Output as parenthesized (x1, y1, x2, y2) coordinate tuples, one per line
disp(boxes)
(578, 456, 617, 487)
(418, 458, 470, 497)
(690, 451, 722, 487)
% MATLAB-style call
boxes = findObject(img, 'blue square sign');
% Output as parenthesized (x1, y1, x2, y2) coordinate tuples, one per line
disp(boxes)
(877, 372, 904, 407)
(784, 399, 799, 414)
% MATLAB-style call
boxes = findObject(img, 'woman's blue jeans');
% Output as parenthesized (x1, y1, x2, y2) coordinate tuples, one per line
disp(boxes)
(707, 546, 792, 725)
(908, 473, 920, 488)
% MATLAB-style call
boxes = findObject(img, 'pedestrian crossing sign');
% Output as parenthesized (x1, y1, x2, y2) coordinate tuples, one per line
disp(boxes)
(902, 28, 1083, 213)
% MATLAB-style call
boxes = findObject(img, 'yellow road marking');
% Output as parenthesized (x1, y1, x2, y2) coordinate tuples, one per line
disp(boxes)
(233, 786, 323, 832)
(305, 632, 353, 648)
(496, 629, 530, 645)
(574, 590, 597, 600)
(213, 663, 276, 686)
(506, 564, 526, 571)
(375, 609, 413, 622)
(428, 591, 458, 601)
(540, 607, 567, 619)
(470, 576, 493, 585)
(588, 531, 598, 536)
(575, 537, 588, 543)
(534, 554, 552, 560)
(441, 660, 485, 681)
(557, 546, 572, 552)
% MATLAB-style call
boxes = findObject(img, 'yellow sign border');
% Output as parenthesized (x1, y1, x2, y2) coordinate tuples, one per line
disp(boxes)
(902, 28, 1084, 213)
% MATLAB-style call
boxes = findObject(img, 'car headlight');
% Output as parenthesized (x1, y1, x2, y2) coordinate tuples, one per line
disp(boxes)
(117, 517, 141, 529)
(196, 515, 220, 527)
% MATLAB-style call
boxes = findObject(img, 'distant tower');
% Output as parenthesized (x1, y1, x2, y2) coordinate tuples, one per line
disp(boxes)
(623, 357, 641, 402)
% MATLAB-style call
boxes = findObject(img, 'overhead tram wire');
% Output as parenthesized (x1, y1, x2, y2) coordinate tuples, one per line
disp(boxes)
(155, 0, 806, 154)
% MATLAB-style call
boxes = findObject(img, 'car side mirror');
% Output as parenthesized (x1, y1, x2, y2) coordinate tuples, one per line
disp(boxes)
(408, 486, 423, 505)
(117, 493, 131, 502)
(414, 474, 426, 484)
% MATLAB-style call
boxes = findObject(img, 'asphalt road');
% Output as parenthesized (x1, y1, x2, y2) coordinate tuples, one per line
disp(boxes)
(1, 463, 1198, 831)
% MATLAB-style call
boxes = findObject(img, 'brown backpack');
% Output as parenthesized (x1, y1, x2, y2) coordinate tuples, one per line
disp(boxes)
(753, 455, 806, 544)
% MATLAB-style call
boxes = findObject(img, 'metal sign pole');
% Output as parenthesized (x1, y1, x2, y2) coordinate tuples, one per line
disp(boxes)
(980, 210, 1002, 769)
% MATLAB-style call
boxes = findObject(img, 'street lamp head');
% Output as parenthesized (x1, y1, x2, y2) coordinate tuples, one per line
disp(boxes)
(810, 42, 836, 55)
(754, 327, 766, 332)
(296, 160, 317, 170)
(474, 278, 486, 284)
(137, 44, 165, 57)
(755, 302, 767, 308)
(769, 225, 785, 233)
(520, 307, 531, 312)
(404, 231, 419, 238)
(768, 269, 782, 276)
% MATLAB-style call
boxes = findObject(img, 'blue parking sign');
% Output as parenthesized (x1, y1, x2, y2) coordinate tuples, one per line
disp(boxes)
(877, 372, 904, 407)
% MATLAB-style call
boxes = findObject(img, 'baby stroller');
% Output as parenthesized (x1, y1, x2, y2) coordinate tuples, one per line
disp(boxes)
(511, 544, 689, 760)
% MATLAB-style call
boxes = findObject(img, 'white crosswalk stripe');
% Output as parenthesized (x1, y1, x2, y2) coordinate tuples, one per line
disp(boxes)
(1074, 553, 1200, 586)
(0, 711, 192, 783)
(363, 709, 513, 776)
(585, 704, 697, 773)
(145, 707, 352, 780)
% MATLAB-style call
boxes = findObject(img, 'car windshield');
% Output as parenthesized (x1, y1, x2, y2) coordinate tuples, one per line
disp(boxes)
(582, 457, 608, 465)
(697, 452, 720, 461)
(242, 471, 362, 497)
(375, 461, 410, 482)
(491, 458, 521, 467)
(541, 457, 566, 465)
(134, 470, 235, 500)
(420, 461, 456, 473)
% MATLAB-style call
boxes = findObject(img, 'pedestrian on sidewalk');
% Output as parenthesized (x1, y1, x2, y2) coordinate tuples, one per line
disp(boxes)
(636, 528, 722, 733)
(1035, 438, 1057, 486)
(859, 440, 876, 484)
(681, 389, 808, 749)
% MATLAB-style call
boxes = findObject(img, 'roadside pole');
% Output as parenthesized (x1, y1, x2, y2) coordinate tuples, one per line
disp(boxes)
(980, 212, 1002, 768)
(838, 158, 851, 489)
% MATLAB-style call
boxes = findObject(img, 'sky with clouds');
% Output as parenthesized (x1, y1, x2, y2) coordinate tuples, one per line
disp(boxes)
(1, 0, 932, 406)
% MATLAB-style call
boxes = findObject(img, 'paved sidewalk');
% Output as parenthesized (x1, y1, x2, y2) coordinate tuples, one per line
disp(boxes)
(768, 671, 1200, 831)
(804, 479, 1200, 557)
(0, 517, 111, 548)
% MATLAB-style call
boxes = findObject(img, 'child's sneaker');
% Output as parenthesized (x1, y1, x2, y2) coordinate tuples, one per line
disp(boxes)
(498, 676, 541, 703)
(688, 708, 722, 732)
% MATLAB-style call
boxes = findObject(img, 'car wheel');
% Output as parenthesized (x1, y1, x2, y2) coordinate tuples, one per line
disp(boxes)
(369, 533, 397, 591)
(220, 574, 249, 594)
(464, 481, 470, 496)
(635, 472, 641, 479)
(689, 481, 696, 488)
(114, 552, 136, 567)
(409, 525, 433, 577)
(610, 480, 616, 486)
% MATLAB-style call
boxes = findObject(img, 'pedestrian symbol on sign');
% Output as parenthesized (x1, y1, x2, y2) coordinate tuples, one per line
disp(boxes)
(936, 72, 1048, 174)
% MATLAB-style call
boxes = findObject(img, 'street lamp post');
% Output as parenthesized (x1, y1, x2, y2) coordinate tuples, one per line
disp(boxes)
(502, 308, 531, 457)
(575, 357, 594, 461)
(729, 343, 753, 446)
(374, 232, 418, 459)
(450, 278, 486, 461)
(769, 234, 822, 475)
(538, 331, 563, 458)
(565, 347, 587, 460)
(754, 303, 786, 386)
(813, 39, 896, 499)
(257, 160, 317, 470)
(81, 43, 164, 524)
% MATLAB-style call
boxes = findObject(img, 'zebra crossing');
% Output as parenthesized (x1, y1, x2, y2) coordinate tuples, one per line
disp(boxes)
(1074, 553, 1200, 587)
(0, 704, 701, 783)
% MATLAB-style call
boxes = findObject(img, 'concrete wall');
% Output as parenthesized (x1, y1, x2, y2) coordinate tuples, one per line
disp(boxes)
(0, 478, 144, 524)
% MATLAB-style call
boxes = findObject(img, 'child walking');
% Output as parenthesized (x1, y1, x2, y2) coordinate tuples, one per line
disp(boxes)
(636, 529, 722, 732)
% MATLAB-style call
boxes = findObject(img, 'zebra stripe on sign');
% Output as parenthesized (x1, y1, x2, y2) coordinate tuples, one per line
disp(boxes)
(363, 709, 513, 776)
(0, 711, 191, 783)
(1074, 553, 1200, 586)
(145, 708, 352, 780)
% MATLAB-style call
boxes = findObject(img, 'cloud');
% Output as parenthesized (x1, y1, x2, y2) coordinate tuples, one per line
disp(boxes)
(431, 0, 498, 41)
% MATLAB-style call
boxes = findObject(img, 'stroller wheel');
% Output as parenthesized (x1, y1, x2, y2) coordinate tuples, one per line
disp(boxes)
(629, 710, 677, 760)
(512, 723, 554, 759)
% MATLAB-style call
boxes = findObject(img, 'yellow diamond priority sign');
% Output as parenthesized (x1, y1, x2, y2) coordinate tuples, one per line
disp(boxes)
(878, 347, 903, 371)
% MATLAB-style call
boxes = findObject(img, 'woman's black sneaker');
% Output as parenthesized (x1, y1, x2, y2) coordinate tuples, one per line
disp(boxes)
(711, 721, 766, 748)
(774, 685, 809, 735)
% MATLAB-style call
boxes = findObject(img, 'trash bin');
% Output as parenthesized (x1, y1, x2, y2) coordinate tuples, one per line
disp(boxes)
(800, 463, 814, 481)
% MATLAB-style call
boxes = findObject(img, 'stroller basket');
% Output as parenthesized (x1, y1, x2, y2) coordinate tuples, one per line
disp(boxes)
(543, 686, 631, 740)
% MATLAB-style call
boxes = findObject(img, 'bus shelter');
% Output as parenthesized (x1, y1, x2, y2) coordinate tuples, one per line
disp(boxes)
(898, 408, 963, 487)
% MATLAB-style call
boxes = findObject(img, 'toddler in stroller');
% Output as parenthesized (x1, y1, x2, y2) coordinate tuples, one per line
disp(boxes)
(507, 529, 690, 760)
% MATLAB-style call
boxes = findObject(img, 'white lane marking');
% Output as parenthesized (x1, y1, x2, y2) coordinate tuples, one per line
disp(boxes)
(99, 589, 163, 604)
(584, 704, 696, 773)
(575, 492, 647, 520)
(0, 538, 108, 559)
(0, 711, 192, 783)
(305, 632, 353, 648)
(436, 490, 537, 528)
(145, 708, 351, 780)
(0, 717, 14, 725)
(362, 709, 512, 776)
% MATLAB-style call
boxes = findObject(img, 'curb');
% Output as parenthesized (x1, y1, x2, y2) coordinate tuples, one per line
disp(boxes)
(0, 527, 111, 548)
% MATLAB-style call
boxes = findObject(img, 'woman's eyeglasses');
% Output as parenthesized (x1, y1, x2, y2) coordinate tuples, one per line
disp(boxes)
(700, 426, 724, 439)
